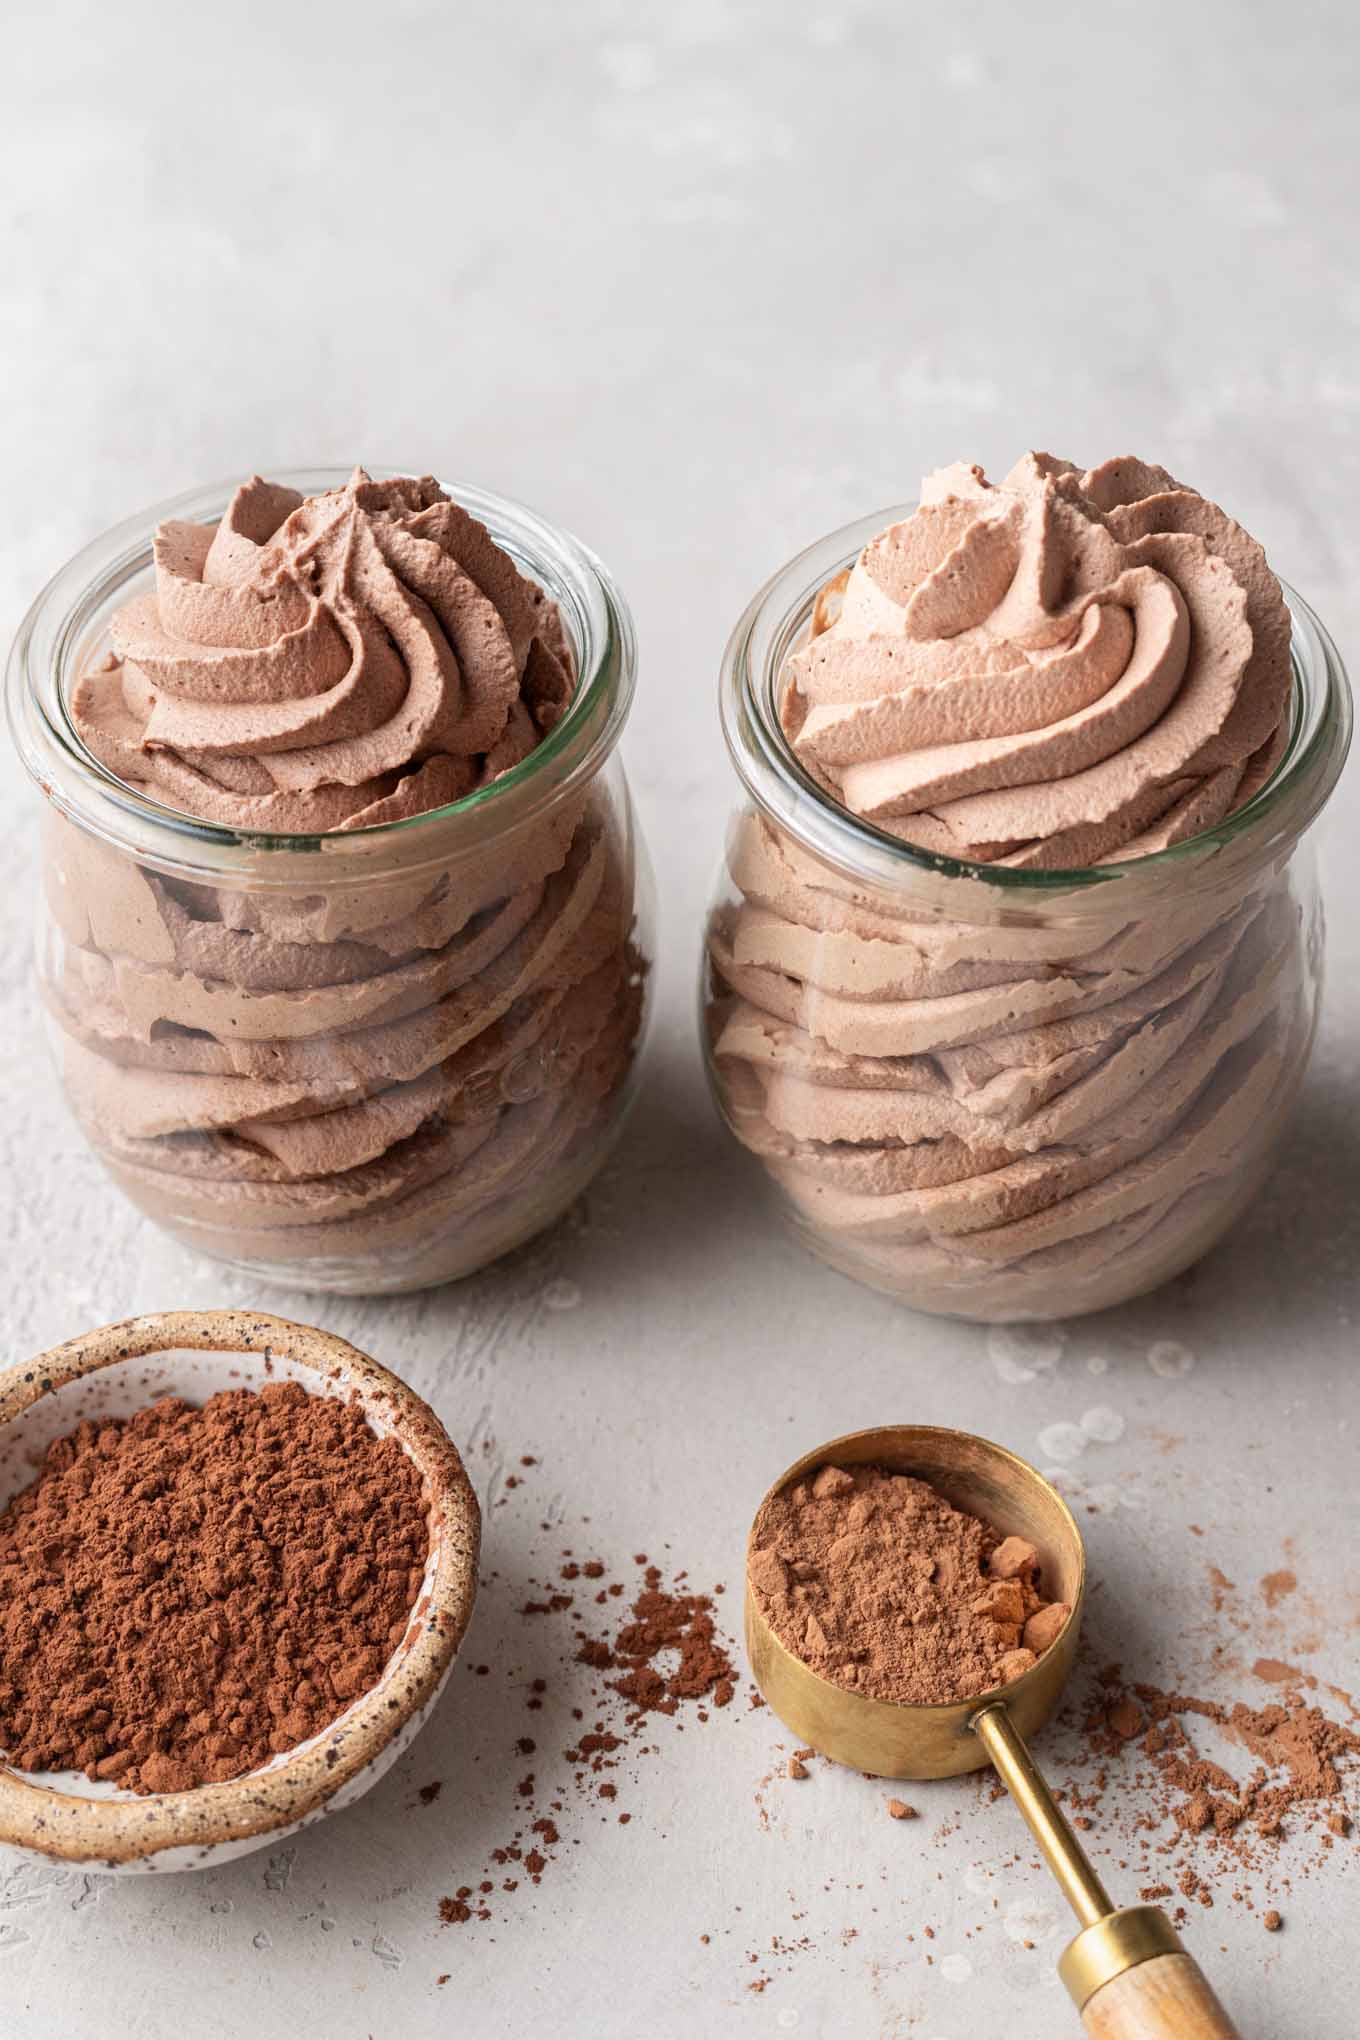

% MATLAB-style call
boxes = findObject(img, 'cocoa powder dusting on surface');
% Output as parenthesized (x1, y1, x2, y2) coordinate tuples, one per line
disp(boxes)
(748, 1465, 1069, 1704)
(437, 1453, 739, 1931)
(1044, 1542, 1360, 1927)
(0, 1383, 429, 1794)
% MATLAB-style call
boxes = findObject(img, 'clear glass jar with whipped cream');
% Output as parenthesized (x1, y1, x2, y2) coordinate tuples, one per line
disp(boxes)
(8, 467, 652, 1294)
(703, 463, 1351, 1322)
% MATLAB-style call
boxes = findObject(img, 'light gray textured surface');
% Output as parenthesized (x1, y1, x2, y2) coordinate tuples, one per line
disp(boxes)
(2, 3, 1357, 2035)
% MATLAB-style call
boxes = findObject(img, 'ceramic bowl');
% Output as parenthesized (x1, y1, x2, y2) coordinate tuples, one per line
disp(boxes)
(0, 1309, 479, 1873)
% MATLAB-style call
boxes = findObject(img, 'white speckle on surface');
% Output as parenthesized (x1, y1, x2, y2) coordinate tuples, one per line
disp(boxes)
(1003, 1901, 1061, 1945)
(963, 1863, 993, 1897)
(598, 43, 658, 91)
(942, 46, 986, 88)
(1037, 1422, 1088, 1464)
(896, 357, 1000, 412)
(776, 2012, 801, 2031)
(371, 1934, 402, 1971)
(542, 1279, 582, 1312)
(1148, 1341, 1197, 1379)
(1086, 1354, 1109, 1375)
(1083, 1483, 1122, 1512)
(1204, 168, 1288, 226)
(1119, 1485, 1151, 1512)
(940, 1953, 973, 1983)
(251, 1932, 271, 1953)
(1080, 1405, 1125, 1444)
(988, 1323, 1066, 1384)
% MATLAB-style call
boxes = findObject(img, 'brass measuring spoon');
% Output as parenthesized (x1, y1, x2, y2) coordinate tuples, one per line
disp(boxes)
(746, 1425, 1241, 2038)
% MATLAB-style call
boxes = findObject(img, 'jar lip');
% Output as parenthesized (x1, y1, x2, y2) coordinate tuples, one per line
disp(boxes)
(6, 466, 636, 870)
(721, 503, 1353, 898)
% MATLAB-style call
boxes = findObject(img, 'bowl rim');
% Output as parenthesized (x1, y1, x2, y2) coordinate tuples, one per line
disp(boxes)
(0, 1308, 480, 1866)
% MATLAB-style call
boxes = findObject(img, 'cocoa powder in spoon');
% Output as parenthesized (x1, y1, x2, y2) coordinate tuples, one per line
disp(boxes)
(748, 1464, 1069, 1705)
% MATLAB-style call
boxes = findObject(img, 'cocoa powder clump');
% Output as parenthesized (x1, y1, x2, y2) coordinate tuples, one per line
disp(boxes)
(748, 1465, 1069, 1706)
(0, 1383, 429, 1793)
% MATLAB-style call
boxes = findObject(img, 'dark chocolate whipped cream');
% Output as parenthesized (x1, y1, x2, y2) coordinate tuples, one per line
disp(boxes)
(709, 455, 1305, 1314)
(781, 453, 1291, 869)
(50, 472, 643, 1282)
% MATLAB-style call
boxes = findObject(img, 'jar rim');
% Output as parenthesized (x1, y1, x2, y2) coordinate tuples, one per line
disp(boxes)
(720, 502, 1352, 901)
(6, 466, 636, 880)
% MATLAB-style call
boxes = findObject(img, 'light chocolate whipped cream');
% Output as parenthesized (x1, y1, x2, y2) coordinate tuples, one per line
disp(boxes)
(50, 471, 643, 1279)
(781, 453, 1292, 870)
(72, 469, 575, 833)
(709, 455, 1306, 1314)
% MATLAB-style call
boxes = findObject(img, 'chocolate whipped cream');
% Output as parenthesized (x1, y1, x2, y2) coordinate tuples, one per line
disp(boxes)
(47, 471, 644, 1282)
(781, 454, 1291, 870)
(709, 455, 1307, 1315)
(71, 469, 574, 832)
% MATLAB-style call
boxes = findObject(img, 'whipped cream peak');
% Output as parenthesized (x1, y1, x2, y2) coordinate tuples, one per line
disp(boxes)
(74, 469, 575, 833)
(785, 453, 1291, 869)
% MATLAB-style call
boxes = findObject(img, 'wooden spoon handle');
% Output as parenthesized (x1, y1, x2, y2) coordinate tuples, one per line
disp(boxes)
(1081, 1951, 1241, 2038)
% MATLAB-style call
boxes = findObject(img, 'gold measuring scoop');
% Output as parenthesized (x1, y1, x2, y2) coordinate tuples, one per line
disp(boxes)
(746, 1425, 1241, 2038)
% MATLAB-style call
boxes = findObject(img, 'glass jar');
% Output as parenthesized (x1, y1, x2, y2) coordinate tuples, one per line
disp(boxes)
(8, 470, 653, 1295)
(702, 509, 1351, 1322)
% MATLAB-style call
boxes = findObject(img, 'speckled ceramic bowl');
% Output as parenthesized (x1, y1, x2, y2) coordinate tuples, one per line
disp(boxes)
(0, 1309, 480, 1873)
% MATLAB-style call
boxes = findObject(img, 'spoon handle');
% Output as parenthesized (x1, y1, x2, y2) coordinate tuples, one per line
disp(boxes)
(1079, 1951, 1241, 2038)
(971, 1705, 1240, 2038)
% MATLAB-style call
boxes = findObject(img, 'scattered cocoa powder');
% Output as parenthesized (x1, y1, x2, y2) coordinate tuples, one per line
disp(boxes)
(1108, 1697, 1144, 1740)
(0, 1383, 429, 1794)
(1046, 1628, 1360, 1936)
(437, 1481, 740, 1931)
(589, 1566, 735, 1714)
(748, 1465, 1069, 1705)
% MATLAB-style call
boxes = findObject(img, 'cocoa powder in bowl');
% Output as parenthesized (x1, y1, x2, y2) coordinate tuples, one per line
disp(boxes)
(748, 1464, 1071, 1705)
(0, 1382, 431, 1794)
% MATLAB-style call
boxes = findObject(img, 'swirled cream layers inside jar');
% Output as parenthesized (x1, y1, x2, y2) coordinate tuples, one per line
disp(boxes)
(704, 454, 1351, 1320)
(16, 470, 651, 1293)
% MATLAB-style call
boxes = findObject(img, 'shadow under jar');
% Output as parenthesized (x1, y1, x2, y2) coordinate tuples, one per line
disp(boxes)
(702, 508, 1351, 1323)
(9, 470, 653, 1295)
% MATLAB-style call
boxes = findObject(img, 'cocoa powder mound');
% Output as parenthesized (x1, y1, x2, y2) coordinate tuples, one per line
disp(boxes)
(748, 1465, 1069, 1705)
(0, 1383, 430, 1794)
(750, 1468, 1068, 1705)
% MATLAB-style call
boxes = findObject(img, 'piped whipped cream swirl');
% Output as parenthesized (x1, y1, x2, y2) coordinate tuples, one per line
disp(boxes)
(782, 453, 1292, 869)
(72, 470, 575, 833)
